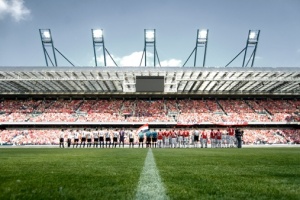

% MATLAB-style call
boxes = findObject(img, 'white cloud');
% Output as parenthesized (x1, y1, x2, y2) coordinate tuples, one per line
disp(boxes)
(93, 51, 182, 67)
(120, 51, 144, 66)
(96, 54, 120, 66)
(160, 58, 182, 67)
(94, 51, 144, 67)
(0, 0, 30, 22)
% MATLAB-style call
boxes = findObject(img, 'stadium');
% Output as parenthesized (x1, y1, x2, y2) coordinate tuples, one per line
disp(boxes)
(0, 65, 299, 145)
(0, 26, 300, 200)
(1, 29, 299, 146)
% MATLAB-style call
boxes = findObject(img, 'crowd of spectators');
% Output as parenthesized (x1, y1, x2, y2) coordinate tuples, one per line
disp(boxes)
(0, 98, 299, 123)
(0, 129, 59, 145)
(254, 99, 299, 122)
(242, 129, 298, 144)
(128, 99, 173, 122)
(177, 99, 222, 123)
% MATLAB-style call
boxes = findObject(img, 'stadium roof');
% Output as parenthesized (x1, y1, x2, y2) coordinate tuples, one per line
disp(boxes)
(0, 66, 299, 97)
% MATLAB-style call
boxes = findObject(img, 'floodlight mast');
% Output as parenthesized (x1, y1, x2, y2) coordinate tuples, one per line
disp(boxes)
(91, 29, 118, 67)
(183, 29, 209, 67)
(225, 29, 260, 67)
(242, 30, 260, 67)
(39, 29, 58, 66)
(39, 29, 75, 67)
(92, 29, 106, 66)
(140, 29, 161, 67)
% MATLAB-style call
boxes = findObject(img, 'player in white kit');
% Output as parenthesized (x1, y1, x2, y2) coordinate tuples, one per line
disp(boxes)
(86, 129, 92, 148)
(99, 128, 104, 148)
(128, 130, 134, 148)
(73, 129, 80, 148)
(93, 129, 99, 148)
(194, 129, 200, 148)
(80, 129, 86, 148)
(105, 129, 111, 148)
(113, 129, 119, 148)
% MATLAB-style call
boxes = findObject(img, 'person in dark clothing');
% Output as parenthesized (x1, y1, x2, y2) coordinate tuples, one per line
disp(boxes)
(59, 129, 65, 148)
(235, 128, 244, 148)
(146, 130, 152, 148)
(119, 128, 125, 148)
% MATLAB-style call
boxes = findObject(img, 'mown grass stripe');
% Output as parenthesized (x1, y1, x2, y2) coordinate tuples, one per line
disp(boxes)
(135, 149, 169, 200)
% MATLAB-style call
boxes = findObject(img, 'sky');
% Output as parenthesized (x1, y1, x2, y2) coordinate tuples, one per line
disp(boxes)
(0, 0, 300, 67)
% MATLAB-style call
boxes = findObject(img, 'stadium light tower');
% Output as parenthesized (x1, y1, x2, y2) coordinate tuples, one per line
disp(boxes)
(140, 29, 161, 67)
(92, 29, 118, 67)
(39, 29, 75, 67)
(242, 30, 260, 67)
(39, 29, 57, 66)
(183, 29, 209, 67)
(225, 29, 260, 67)
(92, 29, 106, 66)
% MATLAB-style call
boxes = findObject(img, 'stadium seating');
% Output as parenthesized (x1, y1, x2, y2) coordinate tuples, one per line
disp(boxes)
(0, 98, 299, 123)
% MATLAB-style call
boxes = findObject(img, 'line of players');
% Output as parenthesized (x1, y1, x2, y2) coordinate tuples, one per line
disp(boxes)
(59, 128, 132, 148)
(59, 127, 237, 148)
(154, 127, 236, 148)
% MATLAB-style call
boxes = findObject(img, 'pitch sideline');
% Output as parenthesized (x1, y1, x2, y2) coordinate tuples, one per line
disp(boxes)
(135, 148, 169, 200)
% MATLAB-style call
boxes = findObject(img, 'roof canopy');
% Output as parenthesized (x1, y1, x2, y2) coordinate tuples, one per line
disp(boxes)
(0, 67, 299, 96)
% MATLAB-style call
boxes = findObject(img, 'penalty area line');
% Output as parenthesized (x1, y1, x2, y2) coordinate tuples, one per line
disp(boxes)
(135, 148, 169, 200)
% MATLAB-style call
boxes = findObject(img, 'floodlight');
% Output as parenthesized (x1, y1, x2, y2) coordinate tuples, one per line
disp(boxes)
(248, 30, 259, 44)
(145, 29, 155, 42)
(92, 29, 103, 42)
(146, 31, 154, 39)
(91, 28, 118, 67)
(198, 29, 208, 39)
(40, 29, 52, 43)
(140, 29, 160, 67)
(249, 31, 256, 39)
(225, 29, 260, 67)
(93, 29, 103, 37)
(243, 30, 260, 67)
(183, 29, 209, 67)
(39, 29, 57, 66)
(43, 31, 50, 38)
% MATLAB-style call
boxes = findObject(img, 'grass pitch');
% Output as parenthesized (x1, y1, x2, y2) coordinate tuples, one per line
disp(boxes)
(0, 147, 299, 200)
(0, 148, 147, 200)
(154, 148, 300, 200)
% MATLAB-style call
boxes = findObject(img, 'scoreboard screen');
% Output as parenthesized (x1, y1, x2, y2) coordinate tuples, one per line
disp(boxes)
(136, 76, 164, 92)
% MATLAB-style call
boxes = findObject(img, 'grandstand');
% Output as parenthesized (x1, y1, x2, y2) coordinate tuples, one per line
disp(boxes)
(0, 66, 299, 145)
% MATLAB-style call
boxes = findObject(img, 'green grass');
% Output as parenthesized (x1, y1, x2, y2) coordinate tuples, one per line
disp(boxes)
(153, 148, 300, 200)
(0, 148, 299, 200)
(0, 148, 147, 200)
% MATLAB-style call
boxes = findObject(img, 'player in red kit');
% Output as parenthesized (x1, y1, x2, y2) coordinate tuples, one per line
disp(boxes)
(183, 129, 190, 148)
(178, 129, 184, 148)
(201, 129, 208, 148)
(216, 129, 222, 148)
(157, 129, 163, 148)
(210, 129, 215, 148)
(168, 129, 173, 148)
(163, 129, 169, 148)
(228, 126, 235, 147)
(171, 129, 177, 148)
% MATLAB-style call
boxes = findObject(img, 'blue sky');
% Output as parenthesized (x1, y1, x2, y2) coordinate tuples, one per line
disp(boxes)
(0, 0, 299, 67)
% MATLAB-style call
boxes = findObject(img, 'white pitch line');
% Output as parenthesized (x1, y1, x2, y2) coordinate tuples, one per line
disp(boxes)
(135, 149, 169, 200)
